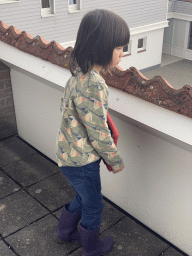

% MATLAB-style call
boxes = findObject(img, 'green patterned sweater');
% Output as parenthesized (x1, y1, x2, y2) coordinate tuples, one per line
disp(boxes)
(56, 69, 124, 171)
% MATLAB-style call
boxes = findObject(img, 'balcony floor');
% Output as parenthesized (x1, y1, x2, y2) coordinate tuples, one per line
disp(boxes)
(0, 136, 188, 256)
(142, 54, 192, 90)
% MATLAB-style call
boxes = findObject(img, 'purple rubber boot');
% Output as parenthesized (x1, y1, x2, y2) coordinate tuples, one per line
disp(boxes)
(56, 204, 81, 243)
(80, 224, 113, 256)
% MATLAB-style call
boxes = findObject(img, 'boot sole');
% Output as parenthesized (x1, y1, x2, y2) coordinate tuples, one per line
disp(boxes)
(81, 247, 113, 256)
(81, 242, 113, 256)
(54, 232, 80, 244)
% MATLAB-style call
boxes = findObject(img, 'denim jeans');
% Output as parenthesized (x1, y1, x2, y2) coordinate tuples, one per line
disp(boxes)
(60, 158, 104, 230)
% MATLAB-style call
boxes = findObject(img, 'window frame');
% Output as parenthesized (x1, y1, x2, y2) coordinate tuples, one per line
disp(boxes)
(41, 0, 55, 17)
(68, 0, 81, 13)
(188, 22, 192, 50)
(137, 37, 147, 53)
(123, 40, 132, 56)
(0, 0, 19, 4)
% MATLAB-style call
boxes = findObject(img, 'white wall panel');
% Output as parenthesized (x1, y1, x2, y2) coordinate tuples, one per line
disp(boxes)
(173, 19, 187, 48)
(120, 28, 164, 71)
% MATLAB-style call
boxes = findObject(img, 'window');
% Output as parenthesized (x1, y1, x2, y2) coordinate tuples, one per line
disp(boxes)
(123, 41, 132, 56)
(138, 39, 144, 49)
(42, 0, 50, 8)
(137, 37, 147, 52)
(41, 0, 55, 16)
(188, 22, 192, 50)
(68, 0, 80, 13)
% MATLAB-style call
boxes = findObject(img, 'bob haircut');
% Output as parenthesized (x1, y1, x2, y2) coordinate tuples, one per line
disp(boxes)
(69, 9, 130, 75)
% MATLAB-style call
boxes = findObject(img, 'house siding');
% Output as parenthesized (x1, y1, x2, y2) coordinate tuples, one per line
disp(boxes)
(174, 1, 192, 15)
(168, 0, 192, 15)
(0, 0, 168, 43)
(168, 0, 175, 12)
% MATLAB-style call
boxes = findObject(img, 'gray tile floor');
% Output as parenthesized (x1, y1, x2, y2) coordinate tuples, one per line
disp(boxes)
(0, 136, 188, 256)
(142, 54, 192, 90)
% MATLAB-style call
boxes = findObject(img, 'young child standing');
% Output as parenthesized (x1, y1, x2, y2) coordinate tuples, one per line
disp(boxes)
(55, 9, 129, 256)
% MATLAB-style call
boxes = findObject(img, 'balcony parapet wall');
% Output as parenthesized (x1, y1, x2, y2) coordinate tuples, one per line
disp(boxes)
(0, 20, 192, 120)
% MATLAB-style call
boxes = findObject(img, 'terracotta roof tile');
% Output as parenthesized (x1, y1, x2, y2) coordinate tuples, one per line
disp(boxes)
(101, 67, 192, 118)
(0, 21, 192, 119)
(0, 21, 72, 69)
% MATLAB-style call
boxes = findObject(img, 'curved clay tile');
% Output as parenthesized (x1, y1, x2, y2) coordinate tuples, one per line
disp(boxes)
(101, 67, 192, 119)
(0, 21, 192, 119)
(0, 21, 72, 69)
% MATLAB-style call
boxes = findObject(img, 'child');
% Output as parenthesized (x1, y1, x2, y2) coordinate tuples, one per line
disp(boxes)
(55, 9, 129, 256)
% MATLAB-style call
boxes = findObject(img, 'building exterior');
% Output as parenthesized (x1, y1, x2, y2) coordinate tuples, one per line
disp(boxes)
(1, 19, 192, 254)
(163, 0, 192, 60)
(0, 0, 168, 71)
(1, 0, 192, 251)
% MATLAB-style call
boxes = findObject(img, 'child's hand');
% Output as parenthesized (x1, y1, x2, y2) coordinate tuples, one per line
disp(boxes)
(112, 164, 125, 174)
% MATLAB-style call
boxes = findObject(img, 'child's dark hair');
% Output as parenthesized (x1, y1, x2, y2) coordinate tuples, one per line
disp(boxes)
(69, 9, 130, 75)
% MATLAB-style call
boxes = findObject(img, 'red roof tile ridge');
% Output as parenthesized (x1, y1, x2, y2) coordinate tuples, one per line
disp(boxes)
(0, 21, 9, 31)
(101, 66, 192, 119)
(0, 21, 192, 119)
(0, 21, 72, 69)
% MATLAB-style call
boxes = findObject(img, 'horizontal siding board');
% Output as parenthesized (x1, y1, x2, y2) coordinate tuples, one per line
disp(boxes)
(170, 1, 192, 15)
(0, 0, 168, 43)
(175, 2, 192, 15)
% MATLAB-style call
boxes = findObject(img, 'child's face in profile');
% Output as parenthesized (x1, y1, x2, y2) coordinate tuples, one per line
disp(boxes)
(111, 46, 124, 67)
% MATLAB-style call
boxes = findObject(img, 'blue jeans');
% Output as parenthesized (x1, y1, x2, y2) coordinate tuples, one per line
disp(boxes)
(60, 158, 104, 230)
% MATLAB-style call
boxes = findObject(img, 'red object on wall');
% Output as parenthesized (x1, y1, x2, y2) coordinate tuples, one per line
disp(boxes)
(104, 112, 119, 172)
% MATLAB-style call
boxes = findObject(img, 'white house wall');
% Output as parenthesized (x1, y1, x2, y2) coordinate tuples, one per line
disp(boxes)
(120, 28, 165, 71)
(163, 18, 174, 52)
(0, 0, 168, 43)
(164, 0, 192, 61)
(172, 19, 188, 58)
(163, 18, 192, 59)
(0, 0, 168, 71)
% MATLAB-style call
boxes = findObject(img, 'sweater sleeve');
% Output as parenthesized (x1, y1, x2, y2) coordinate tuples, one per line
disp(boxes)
(74, 76, 124, 171)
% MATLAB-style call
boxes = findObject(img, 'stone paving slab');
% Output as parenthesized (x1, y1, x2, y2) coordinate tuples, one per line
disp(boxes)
(0, 190, 48, 237)
(0, 241, 16, 256)
(5, 215, 80, 256)
(100, 200, 125, 233)
(28, 172, 76, 211)
(163, 247, 186, 256)
(70, 217, 169, 256)
(0, 169, 20, 199)
(0, 136, 35, 168)
(142, 59, 192, 90)
(0, 136, 188, 256)
(100, 218, 170, 256)
(54, 199, 125, 234)
(3, 153, 60, 187)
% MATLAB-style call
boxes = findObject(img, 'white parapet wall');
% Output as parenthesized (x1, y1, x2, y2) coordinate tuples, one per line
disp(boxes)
(9, 67, 192, 256)
(1, 41, 192, 255)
